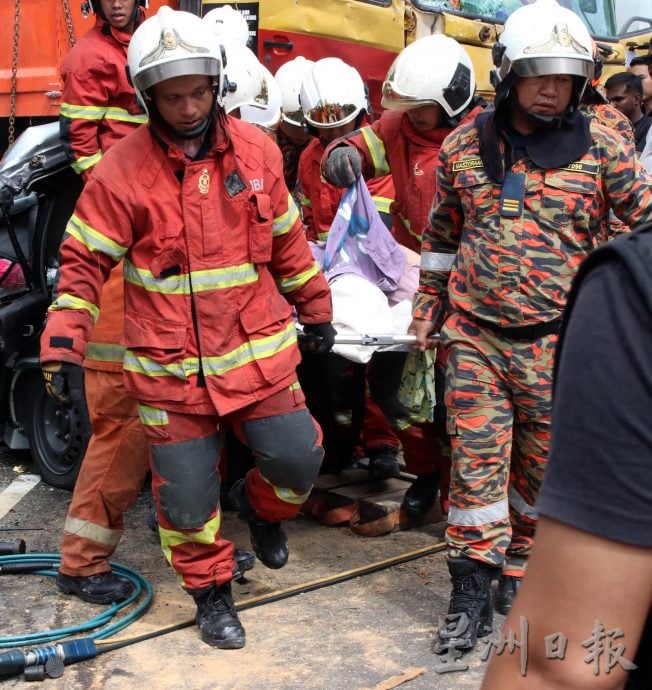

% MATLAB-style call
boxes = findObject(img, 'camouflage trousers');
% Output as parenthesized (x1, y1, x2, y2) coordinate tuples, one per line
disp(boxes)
(441, 311, 558, 576)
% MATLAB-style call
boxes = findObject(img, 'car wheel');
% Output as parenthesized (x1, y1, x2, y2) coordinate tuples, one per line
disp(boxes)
(23, 371, 90, 489)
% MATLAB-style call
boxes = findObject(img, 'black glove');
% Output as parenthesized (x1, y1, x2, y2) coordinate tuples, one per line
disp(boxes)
(301, 323, 337, 354)
(42, 362, 86, 407)
(323, 147, 362, 188)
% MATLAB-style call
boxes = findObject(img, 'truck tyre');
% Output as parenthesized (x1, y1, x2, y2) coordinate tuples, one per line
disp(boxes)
(22, 371, 90, 489)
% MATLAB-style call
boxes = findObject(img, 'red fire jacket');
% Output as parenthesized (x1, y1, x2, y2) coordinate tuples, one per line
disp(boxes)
(41, 114, 332, 415)
(59, 13, 147, 178)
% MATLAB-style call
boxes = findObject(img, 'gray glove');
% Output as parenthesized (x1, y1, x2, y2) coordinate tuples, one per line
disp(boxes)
(323, 147, 362, 188)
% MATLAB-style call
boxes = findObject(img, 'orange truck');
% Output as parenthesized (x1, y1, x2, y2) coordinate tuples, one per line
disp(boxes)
(2, 0, 651, 151)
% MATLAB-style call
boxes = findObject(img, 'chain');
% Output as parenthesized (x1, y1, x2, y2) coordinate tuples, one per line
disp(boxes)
(62, 0, 76, 48)
(8, 0, 20, 146)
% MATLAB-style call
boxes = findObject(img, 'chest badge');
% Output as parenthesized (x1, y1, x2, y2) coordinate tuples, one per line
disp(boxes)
(413, 161, 424, 176)
(198, 168, 210, 195)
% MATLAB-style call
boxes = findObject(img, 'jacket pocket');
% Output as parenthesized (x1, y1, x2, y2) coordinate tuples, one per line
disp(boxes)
(453, 169, 499, 220)
(249, 193, 273, 264)
(238, 294, 294, 386)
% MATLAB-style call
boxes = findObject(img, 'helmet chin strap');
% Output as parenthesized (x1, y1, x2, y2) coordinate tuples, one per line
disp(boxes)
(171, 116, 212, 140)
(523, 111, 563, 128)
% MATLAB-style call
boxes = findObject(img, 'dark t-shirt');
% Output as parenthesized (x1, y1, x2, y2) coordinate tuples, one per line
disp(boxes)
(537, 257, 652, 547)
(633, 114, 652, 154)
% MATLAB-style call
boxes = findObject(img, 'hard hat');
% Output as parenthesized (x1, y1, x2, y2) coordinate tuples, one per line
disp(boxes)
(300, 58, 368, 129)
(81, 0, 148, 21)
(493, 0, 593, 87)
(202, 5, 250, 47)
(275, 56, 315, 126)
(222, 41, 270, 114)
(127, 6, 221, 114)
(381, 35, 475, 118)
(240, 67, 283, 130)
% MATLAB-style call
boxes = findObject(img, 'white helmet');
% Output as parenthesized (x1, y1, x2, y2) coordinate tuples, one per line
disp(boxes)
(493, 0, 593, 102)
(381, 35, 475, 119)
(128, 6, 221, 114)
(240, 67, 282, 130)
(300, 58, 368, 129)
(222, 41, 269, 114)
(275, 56, 315, 126)
(202, 5, 250, 47)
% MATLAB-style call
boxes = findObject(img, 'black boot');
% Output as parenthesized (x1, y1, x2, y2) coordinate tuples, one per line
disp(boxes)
(494, 574, 522, 615)
(434, 557, 497, 654)
(229, 479, 289, 570)
(402, 473, 440, 517)
(233, 548, 256, 581)
(368, 445, 400, 480)
(193, 582, 246, 649)
(56, 571, 133, 605)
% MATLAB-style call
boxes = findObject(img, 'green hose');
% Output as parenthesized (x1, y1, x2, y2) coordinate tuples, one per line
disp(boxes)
(0, 553, 153, 648)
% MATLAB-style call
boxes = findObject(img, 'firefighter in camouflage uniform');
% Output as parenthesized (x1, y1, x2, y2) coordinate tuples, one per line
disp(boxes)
(409, 0, 652, 654)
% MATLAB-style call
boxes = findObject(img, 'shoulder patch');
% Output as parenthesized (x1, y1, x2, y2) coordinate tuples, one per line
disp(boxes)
(452, 158, 484, 172)
(558, 161, 599, 176)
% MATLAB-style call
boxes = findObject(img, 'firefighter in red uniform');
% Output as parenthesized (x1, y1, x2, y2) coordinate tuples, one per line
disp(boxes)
(322, 35, 485, 515)
(59, 0, 148, 179)
(297, 57, 400, 478)
(55, 0, 150, 606)
(410, 0, 652, 654)
(41, 7, 334, 650)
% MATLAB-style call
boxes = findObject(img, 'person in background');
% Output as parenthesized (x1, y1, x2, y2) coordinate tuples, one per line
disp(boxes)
(41, 7, 334, 649)
(481, 223, 652, 690)
(605, 71, 652, 154)
(59, 0, 148, 180)
(322, 35, 486, 517)
(274, 56, 315, 205)
(629, 55, 652, 114)
(409, 0, 652, 655)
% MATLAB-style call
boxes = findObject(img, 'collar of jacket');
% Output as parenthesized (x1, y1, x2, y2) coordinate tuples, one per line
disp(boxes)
(477, 107, 591, 182)
(399, 114, 451, 147)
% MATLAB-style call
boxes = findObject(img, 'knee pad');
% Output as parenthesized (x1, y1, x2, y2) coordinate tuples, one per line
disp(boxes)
(242, 409, 322, 492)
(151, 434, 222, 530)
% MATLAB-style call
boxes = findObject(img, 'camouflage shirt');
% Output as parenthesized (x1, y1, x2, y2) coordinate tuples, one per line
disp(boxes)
(413, 117, 652, 329)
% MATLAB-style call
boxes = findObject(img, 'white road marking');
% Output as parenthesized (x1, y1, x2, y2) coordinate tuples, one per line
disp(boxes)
(0, 474, 41, 520)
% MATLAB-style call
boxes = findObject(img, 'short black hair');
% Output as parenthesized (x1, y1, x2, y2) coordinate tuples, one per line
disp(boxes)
(629, 55, 652, 67)
(605, 71, 643, 97)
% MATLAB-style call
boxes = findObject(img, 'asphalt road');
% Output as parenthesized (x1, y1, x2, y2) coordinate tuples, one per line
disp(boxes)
(0, 448, 497, 690)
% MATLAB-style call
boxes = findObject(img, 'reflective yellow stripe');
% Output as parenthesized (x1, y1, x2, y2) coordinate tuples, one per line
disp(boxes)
(104, 107, 148, 124)
(86, 342, 125, 362)
(372, 195, 392, 215)
(125, 324, 296, 382)
(61, 103, 147, 125)
(63, 515, 122, 547)
(159, 512, 222, 571)
(202, 321, 297, 376)
(361, 127, 390, 177)
(66, 214, 128, 260)
(49, 293, 100, 321)
(138, 404, 169, 426)
(260, 473, 310, 505)
(60, 102, 108, 120)
(301, 195, 312, 209)
(123, 259, 259, 295)
(71, 150, 103, 174)
(289, 381, 301, 391)
(334, 411, 352, 426)
(272, 195, 300, 237)
(317, 231, 329, 242)
(273, 485, 310, 504)
(276, 261, 320, 294)
(124, 352, 200, 379)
